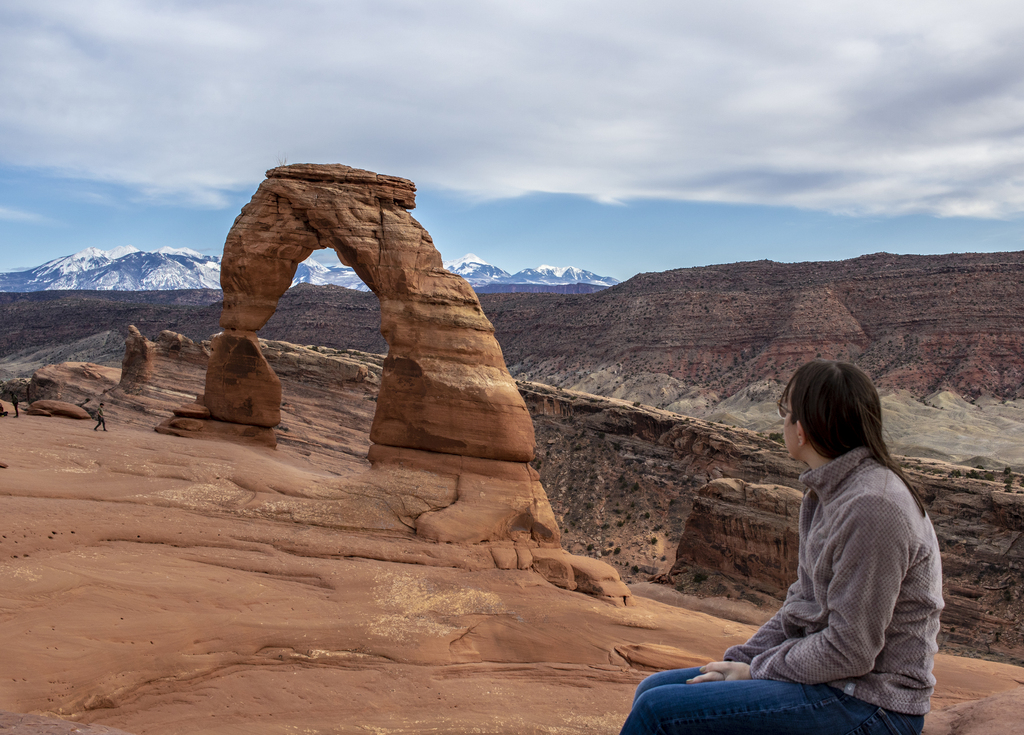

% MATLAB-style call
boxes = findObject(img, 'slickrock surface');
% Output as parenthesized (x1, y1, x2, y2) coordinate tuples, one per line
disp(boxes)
(2, 341, 1023, 734)
(924, 686, 1024, 735)
(0, 375, 740, 735)
(0, 358, 1017, 735)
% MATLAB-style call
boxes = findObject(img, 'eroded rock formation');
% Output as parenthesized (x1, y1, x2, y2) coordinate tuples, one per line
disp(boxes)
(161, 164, 625, 600)
(670, 478, 802, 596)
(205, 163, 533, 463)
(22, 400, 91, 420)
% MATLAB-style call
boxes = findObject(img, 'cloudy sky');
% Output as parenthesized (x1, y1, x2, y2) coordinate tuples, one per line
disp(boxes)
(2, 0, 1023, 280)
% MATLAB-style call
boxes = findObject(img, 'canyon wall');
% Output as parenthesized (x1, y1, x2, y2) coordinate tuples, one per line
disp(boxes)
(484, 251, 1024, 401)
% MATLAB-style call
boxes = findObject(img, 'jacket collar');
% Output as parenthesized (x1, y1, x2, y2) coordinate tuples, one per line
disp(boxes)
(798, 446, 873, 504)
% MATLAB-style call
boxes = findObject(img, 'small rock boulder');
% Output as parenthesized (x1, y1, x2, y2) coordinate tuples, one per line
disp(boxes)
(28, 400, 92, 420)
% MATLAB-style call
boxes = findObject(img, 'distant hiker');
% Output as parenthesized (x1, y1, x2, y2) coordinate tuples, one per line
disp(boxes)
(0, 400, 6, 417)
(9, 392, 18, 418)
(619, 360, 942, 735)
(93, 403, 107, 431)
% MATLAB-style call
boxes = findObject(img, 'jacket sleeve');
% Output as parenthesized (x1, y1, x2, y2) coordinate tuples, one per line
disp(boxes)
(747, 494, 912, 684)
(722, 607, 788, 664)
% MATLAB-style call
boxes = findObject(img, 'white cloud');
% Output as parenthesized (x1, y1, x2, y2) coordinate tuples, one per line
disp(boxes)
(1, 0, 1023, 216)
(0, 206, 45, 223)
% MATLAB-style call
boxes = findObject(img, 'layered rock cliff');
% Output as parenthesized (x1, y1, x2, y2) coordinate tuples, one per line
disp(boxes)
(484, 250, 1024, 402)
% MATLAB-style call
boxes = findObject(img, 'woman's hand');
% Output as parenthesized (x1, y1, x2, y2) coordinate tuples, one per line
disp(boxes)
(686, 661, 751, 683)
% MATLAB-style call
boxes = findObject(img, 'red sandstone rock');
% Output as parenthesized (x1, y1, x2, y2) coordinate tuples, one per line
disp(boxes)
(27, 400, 91, 420)
(154, 415, 276, 447)
(923, 685, 1024, 734)
(109, 329, 209, 414)
(202, 331, 281, 428)
(671, 478, 802, 596)
(171, 403, 211, 419)
(177, 164, 574, 560)
(118, 325, 154, 394)
(29, 363, 120, 404)
(206, 163, 534, 462)
(614, 643, 709, 671)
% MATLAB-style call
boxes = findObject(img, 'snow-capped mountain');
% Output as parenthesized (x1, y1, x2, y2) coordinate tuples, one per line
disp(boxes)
(503, 264, 618, 287)
(442, 253, 618, 289)
(291, 259, 368, 290)
(442, 253, 512, 284)
(0, 248, 618, 293)
(0, 246, 222, 291)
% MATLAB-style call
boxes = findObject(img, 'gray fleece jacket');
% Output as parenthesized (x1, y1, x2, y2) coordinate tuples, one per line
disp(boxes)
(723, 446, 944, 715)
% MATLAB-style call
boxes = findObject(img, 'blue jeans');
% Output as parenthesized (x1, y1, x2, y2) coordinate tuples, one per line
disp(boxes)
(619, 667, 924, 735)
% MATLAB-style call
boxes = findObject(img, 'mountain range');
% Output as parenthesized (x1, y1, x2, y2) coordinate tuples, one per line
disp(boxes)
(0, 248, 618, 293)
(0, 246, 223, 291)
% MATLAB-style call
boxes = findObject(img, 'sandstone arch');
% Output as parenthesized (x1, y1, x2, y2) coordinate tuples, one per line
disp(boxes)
(206, 163, 535, 463)
(163, 163, 630, 603)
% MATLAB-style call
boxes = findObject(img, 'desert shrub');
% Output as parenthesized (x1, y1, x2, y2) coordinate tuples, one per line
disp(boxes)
(693, 571, 708, 584)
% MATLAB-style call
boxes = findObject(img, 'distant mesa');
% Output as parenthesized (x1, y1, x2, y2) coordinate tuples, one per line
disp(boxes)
(157, 162, 630, 604)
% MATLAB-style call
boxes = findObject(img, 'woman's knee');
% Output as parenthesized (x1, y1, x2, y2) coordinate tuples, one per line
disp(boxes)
(633, 667, 704, 704)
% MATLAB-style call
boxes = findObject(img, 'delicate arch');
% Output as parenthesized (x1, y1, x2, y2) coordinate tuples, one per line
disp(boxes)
(205, 163, 535, 462)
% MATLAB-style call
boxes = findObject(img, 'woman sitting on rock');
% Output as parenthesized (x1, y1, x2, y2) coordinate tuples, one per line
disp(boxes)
(619, 360, 943, 735)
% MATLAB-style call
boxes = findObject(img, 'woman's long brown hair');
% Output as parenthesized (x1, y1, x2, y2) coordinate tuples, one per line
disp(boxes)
(780, 360, 926, 515)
